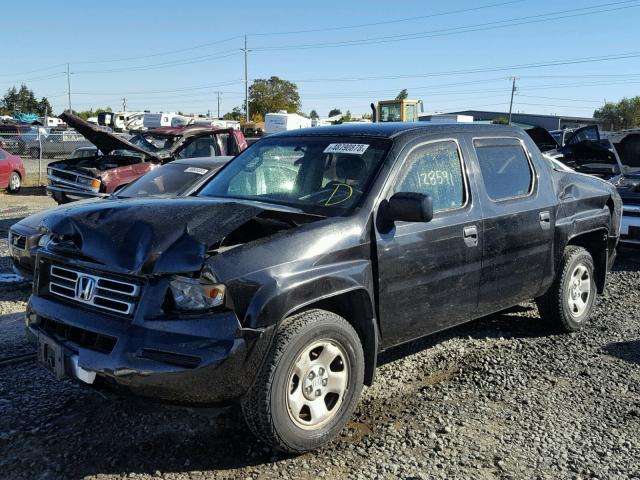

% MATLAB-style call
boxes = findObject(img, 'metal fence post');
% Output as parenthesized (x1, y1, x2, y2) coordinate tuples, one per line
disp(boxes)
(38, 128, 42, 186)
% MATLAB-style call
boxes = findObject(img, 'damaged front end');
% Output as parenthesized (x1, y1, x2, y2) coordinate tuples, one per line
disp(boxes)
(47, 112, 161, 203)
(26, 197, 310, 404)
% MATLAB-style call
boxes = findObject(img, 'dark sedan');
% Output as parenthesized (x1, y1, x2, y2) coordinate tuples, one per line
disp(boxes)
(8, 156, 231, 279)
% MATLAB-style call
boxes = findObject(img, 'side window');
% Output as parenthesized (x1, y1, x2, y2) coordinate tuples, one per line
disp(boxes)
(176, 135, 221, 159)
(404, 103, 417, 122)
(394, 140, 466, 212)
(474, 139, 533, 201)
(0, 150, 6, 160)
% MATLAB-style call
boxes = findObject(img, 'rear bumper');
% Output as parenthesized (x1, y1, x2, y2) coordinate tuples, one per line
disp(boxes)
(26, 295, 274, 405)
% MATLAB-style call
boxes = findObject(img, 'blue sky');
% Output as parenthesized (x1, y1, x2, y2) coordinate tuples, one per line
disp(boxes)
(2, 0, 640, 118)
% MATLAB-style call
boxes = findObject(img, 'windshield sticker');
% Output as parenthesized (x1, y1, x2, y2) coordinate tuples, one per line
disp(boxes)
(323, 143, 369, 155)
(184, 167, 208, 175)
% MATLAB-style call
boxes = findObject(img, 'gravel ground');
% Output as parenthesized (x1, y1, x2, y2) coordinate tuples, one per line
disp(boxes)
(1, 192, 639, 480)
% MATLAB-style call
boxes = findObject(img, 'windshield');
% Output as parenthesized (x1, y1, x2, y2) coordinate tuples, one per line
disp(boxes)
(70, 148, 98, 158)
(117, 163, 213, 198)
(129, 133, 178, 153)
(198, 136, 391, 214)
(379, 103, 402, 122)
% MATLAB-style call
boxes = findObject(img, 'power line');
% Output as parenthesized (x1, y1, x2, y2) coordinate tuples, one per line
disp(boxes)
(71, 80, 244, 96)
(73, 35, 244, 65)
(252, 0, 525, 36)
(253, 0, 640, 51)
(290, 50, 640, 83)
(74, 51, 240, 74)
(0, 63, 67, 78)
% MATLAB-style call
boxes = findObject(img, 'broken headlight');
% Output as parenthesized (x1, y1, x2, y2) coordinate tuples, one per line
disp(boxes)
(169, 276, 226, 311)
(77, 177, 101, 190)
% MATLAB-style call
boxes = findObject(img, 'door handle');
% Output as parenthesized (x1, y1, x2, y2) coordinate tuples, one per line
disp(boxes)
(539, 211, 551, 230)
(463, 225, 478, 247)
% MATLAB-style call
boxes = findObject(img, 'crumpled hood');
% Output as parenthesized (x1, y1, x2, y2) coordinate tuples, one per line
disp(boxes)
(39, 197, 265, 274)
(13, 198, 102, 233)
(59, 111, 158, 159)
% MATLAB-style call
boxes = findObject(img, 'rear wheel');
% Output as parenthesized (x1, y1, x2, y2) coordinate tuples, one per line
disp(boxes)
(536, 246, 596, 332)
(7, 172, 21, 193)
(28, 147, 40, 158)
(242, 309, 364, 453)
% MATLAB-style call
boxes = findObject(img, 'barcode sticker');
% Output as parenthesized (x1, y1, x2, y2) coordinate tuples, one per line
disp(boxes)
(323, 143, 370, 155)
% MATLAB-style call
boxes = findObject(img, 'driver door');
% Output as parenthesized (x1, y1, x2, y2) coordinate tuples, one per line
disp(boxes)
(375, 139, 482, 348)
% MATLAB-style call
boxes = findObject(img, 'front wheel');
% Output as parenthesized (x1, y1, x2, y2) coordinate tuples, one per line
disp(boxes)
(242, 309, 364, 453)
(536, 246, 597, 332)
(7, 172, 21, 193)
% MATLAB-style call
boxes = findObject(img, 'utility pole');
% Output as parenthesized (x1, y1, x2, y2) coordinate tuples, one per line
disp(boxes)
(67, 63, 71, 111)
(508, 76, 519, 125)
(122, 97, 127, 112)
(242, 35, 250, 122)
(216, 91, 221, 118)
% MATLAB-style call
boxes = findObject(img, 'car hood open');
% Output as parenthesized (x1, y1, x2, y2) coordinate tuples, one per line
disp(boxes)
(59, 111, 160, 160)
(37, 197, 308, 275)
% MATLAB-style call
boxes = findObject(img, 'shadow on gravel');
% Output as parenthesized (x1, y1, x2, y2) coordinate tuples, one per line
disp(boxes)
(0, 186, 47, 197)
(0, 280, 31, 302)
(379, 303, 547, 366)
(613, 247, 640, 272)
(604, 340, 640, 365)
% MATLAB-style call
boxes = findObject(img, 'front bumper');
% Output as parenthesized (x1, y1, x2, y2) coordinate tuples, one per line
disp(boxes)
(46, 185, 108, 202)
(620, 207, 640, 245)
(26, 294, 273, 405)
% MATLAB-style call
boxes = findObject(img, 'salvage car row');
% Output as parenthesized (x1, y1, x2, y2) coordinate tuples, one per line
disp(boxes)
(7, 119, 623, 453)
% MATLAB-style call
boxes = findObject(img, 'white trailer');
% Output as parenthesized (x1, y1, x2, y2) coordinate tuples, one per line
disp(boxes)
(143, 112, 181, 129)
(265, 112, 311, 135)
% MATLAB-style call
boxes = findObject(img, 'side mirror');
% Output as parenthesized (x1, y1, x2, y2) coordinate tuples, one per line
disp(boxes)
(377, 192, 433, 232)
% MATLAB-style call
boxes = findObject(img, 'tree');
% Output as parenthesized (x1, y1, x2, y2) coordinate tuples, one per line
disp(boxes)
(222, 106, 243, 121)
(594, 96, 640, 130)
(492, 116, 510, 125)
(395, 89, 409, 100)
(341, 110, 352, 122)
(74, 108, 112, 121)
(328, 108, 342, 117)
(1, 84, 52, 116)
(248, 76, 301, 118)
(309, 109, 319, 119)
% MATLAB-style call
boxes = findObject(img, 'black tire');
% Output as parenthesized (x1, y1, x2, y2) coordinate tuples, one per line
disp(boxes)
(242, 309, 364, 453)
(28, 147, 40, 158)
(7, 171, 21, 193)
(535, 246, 596, 332)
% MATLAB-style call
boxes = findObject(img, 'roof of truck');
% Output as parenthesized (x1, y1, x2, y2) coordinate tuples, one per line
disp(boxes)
(270, 122, 525, 139)
(149, 125, 234, 136)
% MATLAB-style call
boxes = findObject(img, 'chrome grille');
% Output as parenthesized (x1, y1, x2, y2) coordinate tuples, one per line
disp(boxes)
(47, 167, 99, 193)
(49, 265, 140, 315)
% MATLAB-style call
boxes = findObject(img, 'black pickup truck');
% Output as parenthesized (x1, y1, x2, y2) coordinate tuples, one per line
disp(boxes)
(27, 123, 621, 453)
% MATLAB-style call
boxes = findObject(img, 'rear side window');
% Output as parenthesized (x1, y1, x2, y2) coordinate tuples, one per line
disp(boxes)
(394, 140, 466, 212)
(474, 139, 533, 201)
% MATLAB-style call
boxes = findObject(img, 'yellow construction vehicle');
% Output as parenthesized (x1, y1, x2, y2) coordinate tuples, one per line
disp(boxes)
(371, 99, 423, 122)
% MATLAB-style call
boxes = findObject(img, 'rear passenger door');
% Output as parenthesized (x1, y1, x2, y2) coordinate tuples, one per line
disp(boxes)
(376, 139, 482, 348)
(472, 137, 554, 315)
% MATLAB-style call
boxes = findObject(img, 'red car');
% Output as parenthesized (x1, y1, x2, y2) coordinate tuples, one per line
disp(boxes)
(0, 147, 26, 193)
(47, 112, 247, 204)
